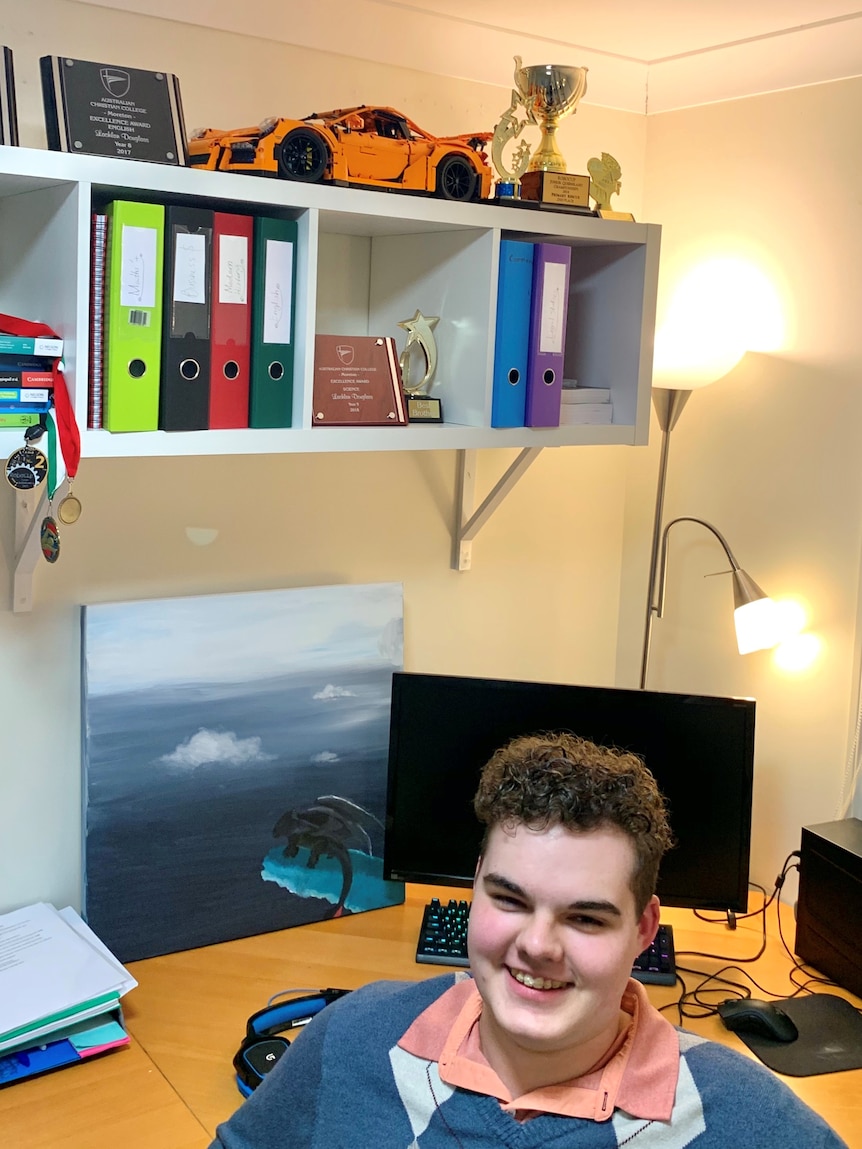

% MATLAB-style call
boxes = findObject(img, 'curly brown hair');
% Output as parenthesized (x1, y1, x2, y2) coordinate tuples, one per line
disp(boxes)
(473, 731, 674, 915)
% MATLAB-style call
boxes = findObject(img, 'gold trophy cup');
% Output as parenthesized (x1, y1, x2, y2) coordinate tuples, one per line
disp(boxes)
(513, 57, 588, 174)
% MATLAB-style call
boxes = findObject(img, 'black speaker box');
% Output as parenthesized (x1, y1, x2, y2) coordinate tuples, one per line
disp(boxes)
(795, 818, 862, 997)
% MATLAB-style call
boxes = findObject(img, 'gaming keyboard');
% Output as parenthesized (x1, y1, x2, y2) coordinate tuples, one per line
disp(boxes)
(415, 898, 677, 987)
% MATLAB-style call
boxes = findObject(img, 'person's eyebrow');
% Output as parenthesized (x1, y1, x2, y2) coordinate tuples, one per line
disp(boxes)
(566, 900, 622, 917)
(481, 872, 622, 916)
(482, 871, 526, 897)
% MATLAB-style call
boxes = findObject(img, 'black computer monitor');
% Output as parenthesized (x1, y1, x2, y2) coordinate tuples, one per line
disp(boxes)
(383, 673, 756, 912)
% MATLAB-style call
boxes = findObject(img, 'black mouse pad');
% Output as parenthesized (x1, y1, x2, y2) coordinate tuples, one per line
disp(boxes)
(734, 994, 862, 1076)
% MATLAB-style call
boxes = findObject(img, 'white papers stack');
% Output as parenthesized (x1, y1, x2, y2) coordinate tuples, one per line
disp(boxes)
(0, 902, 137, 1054)
(559, 386, 613, 424)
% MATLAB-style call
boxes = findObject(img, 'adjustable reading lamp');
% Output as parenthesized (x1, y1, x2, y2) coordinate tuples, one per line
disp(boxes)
(639, 387, 780, 688)
(640, 509, 781, 688)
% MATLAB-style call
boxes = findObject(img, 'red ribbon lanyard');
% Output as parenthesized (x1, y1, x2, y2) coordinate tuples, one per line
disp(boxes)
(0, 311, 80, 479)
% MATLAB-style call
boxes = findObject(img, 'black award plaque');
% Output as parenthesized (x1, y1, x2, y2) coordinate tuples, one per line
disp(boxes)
(1, 46, 19, 147)
(40, 56, 188, 165)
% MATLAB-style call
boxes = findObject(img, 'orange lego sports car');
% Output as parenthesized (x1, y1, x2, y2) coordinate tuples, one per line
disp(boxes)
(188, 105, 493, 202)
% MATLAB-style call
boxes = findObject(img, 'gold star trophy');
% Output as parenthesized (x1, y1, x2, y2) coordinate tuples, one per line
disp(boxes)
(398, 310, 443, 423)
(490, 89, 533, 198)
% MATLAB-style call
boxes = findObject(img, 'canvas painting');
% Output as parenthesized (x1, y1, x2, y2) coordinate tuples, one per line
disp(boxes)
(82, 582, 405, 962)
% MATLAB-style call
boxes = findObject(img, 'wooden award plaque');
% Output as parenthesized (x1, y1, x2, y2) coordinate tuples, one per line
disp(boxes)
(312, 335, 407, 426)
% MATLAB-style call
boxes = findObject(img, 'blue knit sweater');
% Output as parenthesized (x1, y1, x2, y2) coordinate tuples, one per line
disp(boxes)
(211, 975, 847, 1148)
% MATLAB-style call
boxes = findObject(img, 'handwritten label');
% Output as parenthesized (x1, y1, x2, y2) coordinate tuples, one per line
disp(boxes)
(218, 234, 248, 305)
(172, 231, 206, 305)
(263, 238, 293, 345)
(539, 261, 567, 355)
(119, 224, 157, 310)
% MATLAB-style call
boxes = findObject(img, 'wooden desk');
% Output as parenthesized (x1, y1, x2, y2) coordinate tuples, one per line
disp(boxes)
(3, 888, 861, 1147)
(0, 1038, 210, 1148)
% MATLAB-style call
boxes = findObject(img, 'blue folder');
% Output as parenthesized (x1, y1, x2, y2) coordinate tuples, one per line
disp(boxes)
(491, 240, 534, 428)
(0, 1011, 127, 1088)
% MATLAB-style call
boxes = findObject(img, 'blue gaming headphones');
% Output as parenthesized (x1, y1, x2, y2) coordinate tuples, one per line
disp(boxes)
(233, 988, 351, 1096)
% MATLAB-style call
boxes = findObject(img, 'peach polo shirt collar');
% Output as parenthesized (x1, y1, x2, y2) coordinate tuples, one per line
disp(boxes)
(398, 976, 679, 1123)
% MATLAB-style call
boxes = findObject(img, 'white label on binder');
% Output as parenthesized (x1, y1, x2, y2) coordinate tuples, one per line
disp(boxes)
(263, 239, 293, 345)
(539, 261, 567, 355)
(218, 235, 248, 305)
(173, 232, 206, 305)
(120, 225, 157, 310)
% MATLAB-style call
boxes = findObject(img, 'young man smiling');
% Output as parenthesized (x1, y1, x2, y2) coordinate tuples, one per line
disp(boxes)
(211, 732, 847, 1148)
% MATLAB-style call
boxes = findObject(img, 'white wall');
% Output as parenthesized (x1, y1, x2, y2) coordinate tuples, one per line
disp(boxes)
(6, 0, 856, 922)
(0, 0, 646, 914)
(616, 78, 862, 898)
(3, 0, 648, 191)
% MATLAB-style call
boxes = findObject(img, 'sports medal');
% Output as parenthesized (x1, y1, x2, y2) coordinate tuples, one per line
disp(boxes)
(38, 414, 63, 564)
(40, 515, 60, 563)
(57, 489, 82, 524)
(5, 446, 48, 490)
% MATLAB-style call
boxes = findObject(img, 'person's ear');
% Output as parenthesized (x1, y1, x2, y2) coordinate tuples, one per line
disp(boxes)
(635, 895, 661, 955)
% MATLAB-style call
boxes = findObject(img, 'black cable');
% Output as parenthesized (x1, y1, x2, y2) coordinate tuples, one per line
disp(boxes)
(662, 851, 808, 1022)
(692, 881, 770, 926)
(767, 867, 862, 1014)
(657, 971, 689, 1025)
(674, 964, 751, 1020)
(768, 861, 840, 993)
(676, 896, 768, 965)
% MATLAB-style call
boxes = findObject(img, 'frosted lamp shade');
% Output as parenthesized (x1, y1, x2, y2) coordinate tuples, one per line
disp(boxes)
(651, 320, 745, 391)
(734, 597, 781, 655)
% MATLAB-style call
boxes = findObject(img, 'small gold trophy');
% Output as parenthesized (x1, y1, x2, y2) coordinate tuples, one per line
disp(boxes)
(588, 152, 634, 220)
(511, 57, 591, 209)
(398, 310, 443, 423)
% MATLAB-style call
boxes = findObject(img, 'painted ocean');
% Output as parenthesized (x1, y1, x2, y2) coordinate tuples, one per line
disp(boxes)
(81, 584, 404, 961)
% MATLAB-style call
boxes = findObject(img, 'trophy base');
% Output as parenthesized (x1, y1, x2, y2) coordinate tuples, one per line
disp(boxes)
(496, 199, 595, 216)
(492, 191, 594, 217)
(406, 395, 443, 424)
(493, 195, 539, 210)
(494, 181, 520, 200)
(598, 208, 636, 222)
(520, 170, 591, 210)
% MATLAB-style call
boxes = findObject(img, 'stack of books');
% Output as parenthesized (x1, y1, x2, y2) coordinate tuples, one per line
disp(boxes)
(0, 331, 61, 432)
(559, 380, 613, 425)
(0, 902, 137, 1086)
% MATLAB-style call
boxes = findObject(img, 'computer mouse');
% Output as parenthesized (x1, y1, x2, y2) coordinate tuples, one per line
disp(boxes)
(717, 998, 799, 1042)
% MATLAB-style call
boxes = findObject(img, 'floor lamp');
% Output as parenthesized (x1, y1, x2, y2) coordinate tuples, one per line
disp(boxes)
(640, 388, 780, 690)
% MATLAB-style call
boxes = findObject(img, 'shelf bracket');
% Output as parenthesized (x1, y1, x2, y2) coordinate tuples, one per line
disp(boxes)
(12, 483, 61, 613)
(452, 447, 544, 571)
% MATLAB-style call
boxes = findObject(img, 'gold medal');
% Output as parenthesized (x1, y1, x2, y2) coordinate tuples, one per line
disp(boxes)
(57, 492, 82, 524)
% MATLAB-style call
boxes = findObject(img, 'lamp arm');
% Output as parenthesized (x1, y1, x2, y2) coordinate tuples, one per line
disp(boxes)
(656, 516, 742, 619)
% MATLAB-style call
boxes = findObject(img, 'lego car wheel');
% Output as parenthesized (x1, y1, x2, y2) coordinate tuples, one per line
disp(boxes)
(278, 128, 329, 182)
(435, 154, 478, 202)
